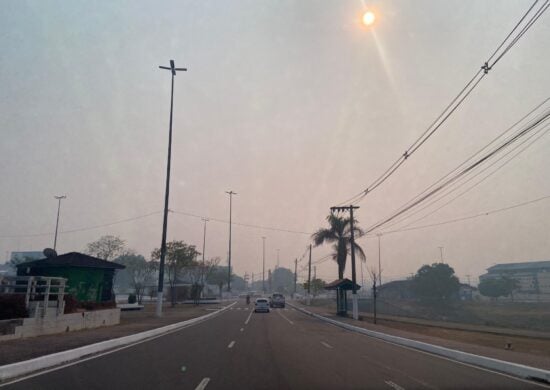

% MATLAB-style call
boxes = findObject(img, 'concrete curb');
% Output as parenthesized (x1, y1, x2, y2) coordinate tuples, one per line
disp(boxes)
(0, 301, 237, 383)
(288, 302, 550, 384)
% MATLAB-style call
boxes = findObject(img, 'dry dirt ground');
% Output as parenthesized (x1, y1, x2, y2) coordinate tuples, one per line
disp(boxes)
(0, 303, 226, 365)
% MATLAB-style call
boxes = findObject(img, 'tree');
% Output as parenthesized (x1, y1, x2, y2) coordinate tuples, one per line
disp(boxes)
(271, 267, 295, 294)
(86, 235, 126, 261)
(151, 241, 199, 306)
(207, 266, 229, 298)
(479, 277, 518, 300)
(303, 278, 326, 297)
(312, 214, 366, 279)
(411, 263, 460, 300)
(182, 257, 220, 304)
(115, 254, 158, 304)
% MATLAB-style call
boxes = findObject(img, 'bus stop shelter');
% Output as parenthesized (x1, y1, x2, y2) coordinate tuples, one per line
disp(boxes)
(324, 278, 361, 316)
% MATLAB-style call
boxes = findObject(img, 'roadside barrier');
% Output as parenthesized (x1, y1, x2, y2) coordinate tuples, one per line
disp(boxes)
(0, 302, 237, 383)
(288, 302, 550, 384)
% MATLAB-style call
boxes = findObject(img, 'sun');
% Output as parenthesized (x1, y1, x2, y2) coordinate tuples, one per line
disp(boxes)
(362, 11, 376, 26)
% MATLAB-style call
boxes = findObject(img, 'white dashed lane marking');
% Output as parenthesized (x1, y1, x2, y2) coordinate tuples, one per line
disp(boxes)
(195, 377, 210, 390)
(385, 380, 405, 390)
(245, 310, 253, 325)
(321, 341, 333, 349)
(276, 308, 294, 325)
(228, 341, 236, 349)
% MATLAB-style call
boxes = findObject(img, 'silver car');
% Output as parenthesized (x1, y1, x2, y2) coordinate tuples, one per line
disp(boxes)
(254, 298, 270, 313)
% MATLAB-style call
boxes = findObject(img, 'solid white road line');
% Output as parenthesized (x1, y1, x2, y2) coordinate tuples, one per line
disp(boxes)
(228, 341, 236, 349)
(321, 341, 333, 349)
(245, 310, 253, 325)
(276, 309, 294, 325)
(195, 377, 211, 390)
(385, 380, 405, 390)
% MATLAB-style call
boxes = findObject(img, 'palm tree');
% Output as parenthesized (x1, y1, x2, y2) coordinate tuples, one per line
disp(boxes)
(312, 214, 366, 279)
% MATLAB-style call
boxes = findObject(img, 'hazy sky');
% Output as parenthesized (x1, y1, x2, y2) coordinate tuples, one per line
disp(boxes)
(1, 0, 549, 285)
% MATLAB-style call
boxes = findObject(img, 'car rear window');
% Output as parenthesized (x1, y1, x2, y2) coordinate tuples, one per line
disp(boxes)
(273, 294, 283, 299)
(257, 299, 267, 303)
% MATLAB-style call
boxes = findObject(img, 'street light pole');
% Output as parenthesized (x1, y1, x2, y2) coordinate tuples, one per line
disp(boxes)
(201, 218, 208, 264)
(201, 218, 209, 294)
(262, 236, 266, 293)
(53, 195, 66, 251)
(377, 233, 382, 287)
(226, 190, 237, 293)
(156, 60, 187, 318)
(438, 246, 444, 263)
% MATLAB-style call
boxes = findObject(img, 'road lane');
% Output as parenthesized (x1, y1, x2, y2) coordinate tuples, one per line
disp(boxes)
(1, 300, 546, 390)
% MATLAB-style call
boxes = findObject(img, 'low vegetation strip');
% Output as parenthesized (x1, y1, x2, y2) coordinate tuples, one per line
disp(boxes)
(288, 302, 550, 384)
(0, 302, 236, 383)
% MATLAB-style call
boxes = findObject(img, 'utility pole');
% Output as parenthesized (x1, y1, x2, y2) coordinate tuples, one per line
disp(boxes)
(53, 195, 67, 251)
(438, 246, 444, 263)
(466, 274, 471, 286)
(156, 59, 187, 318)
(201, 218, 209, 264)
(307, 244, 312, 304)
(262, 237, 266, 293)
(226, 190, 237, 293)
(314, 266, 316, 280)
(268, 269, 272, 292)
(276, 249, 280, 269)
(377, 233, 382, 287)
(330, 205, 360, 320)
(200, 218, 208, 299)
(294, 258, 298, 296)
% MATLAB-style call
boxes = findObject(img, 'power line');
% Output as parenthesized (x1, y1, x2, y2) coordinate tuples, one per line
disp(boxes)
(376, 98, 550, 230)
(0, 211, 162, 239)
(376, 193, 550, 236)
(363, 109, 550, 234)
(386, 121, 550, 231)
(170, 210, 312, 235)
(337, 0, 548, 206)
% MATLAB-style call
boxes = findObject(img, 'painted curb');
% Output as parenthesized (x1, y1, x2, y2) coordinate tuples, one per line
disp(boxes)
(288, 302, 550, 384)
(0, 301, 237, 382)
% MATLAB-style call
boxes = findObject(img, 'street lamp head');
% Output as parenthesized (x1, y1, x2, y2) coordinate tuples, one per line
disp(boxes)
(54, 195, 67, 200)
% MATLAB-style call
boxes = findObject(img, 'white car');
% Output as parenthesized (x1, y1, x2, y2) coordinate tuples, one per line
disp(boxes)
(254, 298, 270, 313)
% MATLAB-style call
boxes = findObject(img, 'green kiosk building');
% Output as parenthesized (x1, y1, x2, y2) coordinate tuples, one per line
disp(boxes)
(17, 252, 125, 302)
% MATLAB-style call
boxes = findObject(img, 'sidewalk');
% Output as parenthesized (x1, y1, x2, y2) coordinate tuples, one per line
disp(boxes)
(0, 302, 229, 366)
(293, 301, 550, 370)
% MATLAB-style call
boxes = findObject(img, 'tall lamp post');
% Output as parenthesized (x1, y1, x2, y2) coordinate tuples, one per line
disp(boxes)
(156, 60, 187, 317)
(201, 218, 209, 293)
(53, 195, 66, 251)
(226, 191, 237, 292)
(262, 237, 266, 293)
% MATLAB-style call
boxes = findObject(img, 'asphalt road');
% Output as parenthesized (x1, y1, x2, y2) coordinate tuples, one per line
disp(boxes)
(2, 300, 547, 390)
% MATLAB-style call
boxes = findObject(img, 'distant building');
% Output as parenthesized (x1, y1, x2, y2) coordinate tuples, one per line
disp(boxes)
(479, 261, 550, 301)
(378, 280, 414, 300)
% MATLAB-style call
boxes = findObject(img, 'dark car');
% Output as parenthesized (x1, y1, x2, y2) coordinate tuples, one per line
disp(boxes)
(269, 293, 285, 308)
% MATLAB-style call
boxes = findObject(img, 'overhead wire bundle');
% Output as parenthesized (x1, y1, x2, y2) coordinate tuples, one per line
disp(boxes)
(337, 0, 549, 207)
(362, 101, 550, 235)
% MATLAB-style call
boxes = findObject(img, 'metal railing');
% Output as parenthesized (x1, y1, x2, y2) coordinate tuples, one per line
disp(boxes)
(0, 276, 67, 317)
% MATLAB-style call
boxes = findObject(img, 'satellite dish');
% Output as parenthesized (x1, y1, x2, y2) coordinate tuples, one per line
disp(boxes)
(43, 248, 58, 258)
